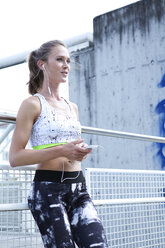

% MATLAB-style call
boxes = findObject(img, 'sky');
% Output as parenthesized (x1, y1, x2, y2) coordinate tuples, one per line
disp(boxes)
(0, 0, 138, 112)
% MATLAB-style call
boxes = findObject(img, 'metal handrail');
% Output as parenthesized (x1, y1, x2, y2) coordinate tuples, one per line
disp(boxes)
(0, 111, 16, 123)
(81, 126, 165, 143)
(1, 112, 165, 143)
(0, 33, 93, 69)
(1, 196, 165, 211)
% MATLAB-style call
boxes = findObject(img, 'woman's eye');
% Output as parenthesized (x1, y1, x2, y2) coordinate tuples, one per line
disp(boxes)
(57, 58, 70, 64)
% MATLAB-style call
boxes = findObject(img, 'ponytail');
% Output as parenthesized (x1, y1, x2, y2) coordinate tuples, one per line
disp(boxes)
(27, 50, 43, 95)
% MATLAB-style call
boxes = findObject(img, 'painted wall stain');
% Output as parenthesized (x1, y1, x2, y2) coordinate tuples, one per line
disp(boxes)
(155, 73, 165, 169)
(94, 0, 165, 47)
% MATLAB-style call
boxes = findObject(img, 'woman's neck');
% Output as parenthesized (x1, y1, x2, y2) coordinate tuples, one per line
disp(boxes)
(40, 81, 61, 101)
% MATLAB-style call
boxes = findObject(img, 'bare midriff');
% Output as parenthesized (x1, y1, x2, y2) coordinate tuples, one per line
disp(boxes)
(36, 157, 81, 171)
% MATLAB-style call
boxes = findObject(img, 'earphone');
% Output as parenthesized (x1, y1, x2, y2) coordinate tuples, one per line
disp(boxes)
(41, 63, 51, 95)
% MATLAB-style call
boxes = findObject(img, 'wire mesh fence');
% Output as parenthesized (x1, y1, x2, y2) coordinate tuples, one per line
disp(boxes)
(1, 166, 165, 247)
(85, 168, 165, 200)
(85, 168, 165, 248)
(0, 209, 43, 248)
(0, 166, 43, 248)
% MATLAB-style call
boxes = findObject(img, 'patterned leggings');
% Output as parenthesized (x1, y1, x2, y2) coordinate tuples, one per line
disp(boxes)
(28, 180, 108, 248)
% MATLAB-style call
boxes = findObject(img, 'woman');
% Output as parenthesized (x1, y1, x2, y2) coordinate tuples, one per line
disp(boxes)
(9, 40, 108, 248)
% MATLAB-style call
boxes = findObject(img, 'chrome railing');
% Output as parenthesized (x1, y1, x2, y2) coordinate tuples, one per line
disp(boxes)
(0, 111, 16, 124)
(1, 112, 165, 144)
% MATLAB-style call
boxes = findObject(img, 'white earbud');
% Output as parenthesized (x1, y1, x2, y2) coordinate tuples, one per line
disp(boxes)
(41, 63, 51, 96)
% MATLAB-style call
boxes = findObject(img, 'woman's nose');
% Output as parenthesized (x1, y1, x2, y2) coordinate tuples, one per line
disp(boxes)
(63, 61, 70, 69)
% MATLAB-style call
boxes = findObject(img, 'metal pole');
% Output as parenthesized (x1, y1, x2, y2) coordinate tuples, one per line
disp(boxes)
(0, 33, 93, 69)
(81, 126, 165, 143)
(1, 113, 165, 144)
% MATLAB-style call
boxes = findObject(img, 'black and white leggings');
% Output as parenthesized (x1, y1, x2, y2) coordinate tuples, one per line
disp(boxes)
(28, 172, 108, 248)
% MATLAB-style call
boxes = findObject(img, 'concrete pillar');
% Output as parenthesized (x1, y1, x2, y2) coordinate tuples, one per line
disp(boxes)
(69, 0, 165, 170)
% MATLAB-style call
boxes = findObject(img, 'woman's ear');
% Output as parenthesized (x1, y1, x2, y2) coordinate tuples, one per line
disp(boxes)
(37, 60, 45, 70)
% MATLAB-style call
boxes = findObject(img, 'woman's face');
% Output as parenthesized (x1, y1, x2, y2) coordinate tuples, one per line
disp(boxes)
(45, 45, 70, 84)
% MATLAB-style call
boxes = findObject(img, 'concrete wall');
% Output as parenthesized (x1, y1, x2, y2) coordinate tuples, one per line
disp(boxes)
(69, 0, 165, 170)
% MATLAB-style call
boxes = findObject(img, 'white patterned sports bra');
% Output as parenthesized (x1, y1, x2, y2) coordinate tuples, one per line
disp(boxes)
(30, 94, 81, 150)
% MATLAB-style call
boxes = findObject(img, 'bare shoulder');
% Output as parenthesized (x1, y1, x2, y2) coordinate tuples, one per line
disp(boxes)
(22, 95, 40, 108)
(16, 95, 41, 122)
(70, 101, 78, 111)
(69, 101, 79, 119)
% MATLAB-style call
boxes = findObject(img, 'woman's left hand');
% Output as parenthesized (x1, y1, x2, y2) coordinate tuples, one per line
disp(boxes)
(79, 143, 92, 160)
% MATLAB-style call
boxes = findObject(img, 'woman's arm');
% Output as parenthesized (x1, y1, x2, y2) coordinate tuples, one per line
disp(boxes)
(9, 97, 90, 167)
(9, 96, 56, 166)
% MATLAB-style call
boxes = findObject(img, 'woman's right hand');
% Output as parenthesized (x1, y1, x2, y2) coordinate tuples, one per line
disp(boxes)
(62, 140, 92, 162)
